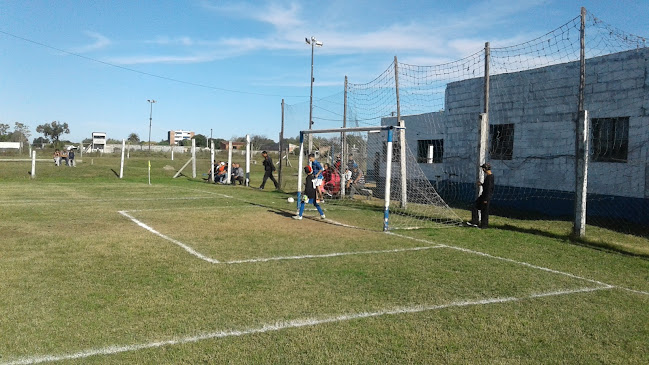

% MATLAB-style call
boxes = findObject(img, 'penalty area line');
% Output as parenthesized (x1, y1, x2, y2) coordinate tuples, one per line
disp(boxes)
(117, 210, 220, 264)
(118, 211, 444, 265)
(1, 285, 611, 365)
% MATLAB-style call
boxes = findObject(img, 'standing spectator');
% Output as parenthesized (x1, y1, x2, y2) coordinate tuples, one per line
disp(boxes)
(68, 148, 76, 167)
(259, 151, 279, 190)
(347, 154, 358, 170)
(293, 165, 325, 220)
(470, 163, 495, 229)
(372, 152, 381, 182)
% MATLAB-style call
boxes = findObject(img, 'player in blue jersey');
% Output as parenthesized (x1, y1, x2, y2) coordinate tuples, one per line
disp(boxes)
(293, 165, 325, 220)
(308, 153, 324, 201)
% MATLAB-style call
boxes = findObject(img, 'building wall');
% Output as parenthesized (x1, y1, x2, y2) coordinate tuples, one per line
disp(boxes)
(396, 48, 649, 201)
(169, 130, 195, 145)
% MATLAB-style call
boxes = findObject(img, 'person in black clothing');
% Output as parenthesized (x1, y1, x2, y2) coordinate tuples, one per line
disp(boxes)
(259, 151, 279, 190)
(470, 163, 495, 228)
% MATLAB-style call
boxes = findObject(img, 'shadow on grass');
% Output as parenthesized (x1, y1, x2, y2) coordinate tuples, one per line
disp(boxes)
(497, 223, 649, 260)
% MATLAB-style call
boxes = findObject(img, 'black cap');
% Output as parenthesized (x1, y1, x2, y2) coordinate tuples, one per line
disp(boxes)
(261, 151, 267, 154)
(481, 163, 491, 170)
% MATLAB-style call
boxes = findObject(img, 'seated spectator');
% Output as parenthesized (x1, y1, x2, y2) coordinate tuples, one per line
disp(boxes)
(60, 150, 69, 166)
(215, 162, 228, 184)
(347, 167, 365, 197)
(53, 149, 61, 166)
(231, 163, 244, 185)
(68, 148, 76, 167)
(206, 160, 218, 182)
(323, 163, 341, 197)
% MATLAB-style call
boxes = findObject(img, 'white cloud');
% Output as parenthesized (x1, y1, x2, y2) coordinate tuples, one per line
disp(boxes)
(73, 31, 111, 53)
(108, 53, 220, 65)
(113, 0, 553, 66)
(200, 0, 303, 29)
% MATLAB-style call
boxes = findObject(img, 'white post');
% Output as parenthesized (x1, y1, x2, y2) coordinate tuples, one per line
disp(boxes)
(210, 141, 215, 183)
(574, 110, 589, 237)
(227, 141, 233, 184)
(383, 128, 394, 231)
(31, 151, 36, 179)
(477, 113, 489, 198)
(191, 139, 196, 178)
(297, 133, 305, 211)
(171, 147, 174, 161)
(127, 143, 130, 159)
(399, 119, 407, 208)
(119, 139, 126, 179)
(245, 134, 251, 186)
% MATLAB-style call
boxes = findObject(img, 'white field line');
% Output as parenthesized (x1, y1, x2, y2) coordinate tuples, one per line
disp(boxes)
(124, 188, 649, 296)
(225, 246, 444, 264)
(117, 211, 220, 264)
(1, 286, 611, 365)
(119, 209, 441, 265)
(124, 205, 261, 213)
(387, 232, 649, 296)
(0, 196, 214, 204)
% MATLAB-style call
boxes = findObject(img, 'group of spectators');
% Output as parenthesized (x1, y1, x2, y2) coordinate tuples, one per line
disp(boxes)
(307, 153, 366, 200)
(205, 150, 365, 198)
(53, 148, 76, 167)
(207, 160, 244, 185)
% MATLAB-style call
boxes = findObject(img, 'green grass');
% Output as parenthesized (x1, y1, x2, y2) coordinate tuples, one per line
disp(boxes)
(1, 154, 648, 364)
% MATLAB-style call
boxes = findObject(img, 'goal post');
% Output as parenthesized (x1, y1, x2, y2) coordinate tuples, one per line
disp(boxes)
(297, 126, 462, 231)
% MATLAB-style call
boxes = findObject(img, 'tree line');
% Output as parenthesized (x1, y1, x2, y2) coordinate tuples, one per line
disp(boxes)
(1, 120, 302, 152)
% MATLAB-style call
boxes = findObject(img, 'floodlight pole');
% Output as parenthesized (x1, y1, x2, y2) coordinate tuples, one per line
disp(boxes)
(147, 99, 156, 153)
(306, 36, 323, 154)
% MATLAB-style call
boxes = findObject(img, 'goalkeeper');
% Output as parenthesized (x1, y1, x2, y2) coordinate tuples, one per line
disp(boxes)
(293, 165, 326, 220)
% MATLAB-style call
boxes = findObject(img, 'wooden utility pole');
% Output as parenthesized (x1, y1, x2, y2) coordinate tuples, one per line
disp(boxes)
(477, 42, 491, 198)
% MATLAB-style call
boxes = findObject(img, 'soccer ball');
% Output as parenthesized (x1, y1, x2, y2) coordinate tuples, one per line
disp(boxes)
(287, 197, 295, 203)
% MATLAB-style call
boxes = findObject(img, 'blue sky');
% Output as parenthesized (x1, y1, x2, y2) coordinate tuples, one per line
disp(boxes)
(0, 0, 647, 143)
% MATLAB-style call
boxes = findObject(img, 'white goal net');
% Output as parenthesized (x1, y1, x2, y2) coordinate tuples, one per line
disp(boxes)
(296, 126, 463, 231)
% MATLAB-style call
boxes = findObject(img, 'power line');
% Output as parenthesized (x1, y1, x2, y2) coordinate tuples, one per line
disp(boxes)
(0, 29, 308, 99)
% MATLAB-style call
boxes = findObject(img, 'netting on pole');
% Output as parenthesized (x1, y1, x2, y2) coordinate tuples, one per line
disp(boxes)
(284, 9, 649, 236)
(298, 127, 463, 231)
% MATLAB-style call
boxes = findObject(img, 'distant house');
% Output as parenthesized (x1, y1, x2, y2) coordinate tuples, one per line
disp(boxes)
(219, 141, 246, 150)
(168, 130, 195, 145)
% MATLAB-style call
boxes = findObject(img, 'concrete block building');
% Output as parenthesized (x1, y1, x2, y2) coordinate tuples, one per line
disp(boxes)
(379, 48, 649, 224)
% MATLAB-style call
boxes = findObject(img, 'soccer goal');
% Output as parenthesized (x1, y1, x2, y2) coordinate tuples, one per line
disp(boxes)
(297, 126, 463, 231)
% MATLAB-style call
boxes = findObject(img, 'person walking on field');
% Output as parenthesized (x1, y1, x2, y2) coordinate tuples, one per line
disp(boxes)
(259, 151, 279, 190)
(293, 165, 325, 220)
(470, 163, 495, 228)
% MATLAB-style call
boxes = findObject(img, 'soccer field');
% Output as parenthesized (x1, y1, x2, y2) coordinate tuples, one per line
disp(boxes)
(1, 157, 648, 364)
